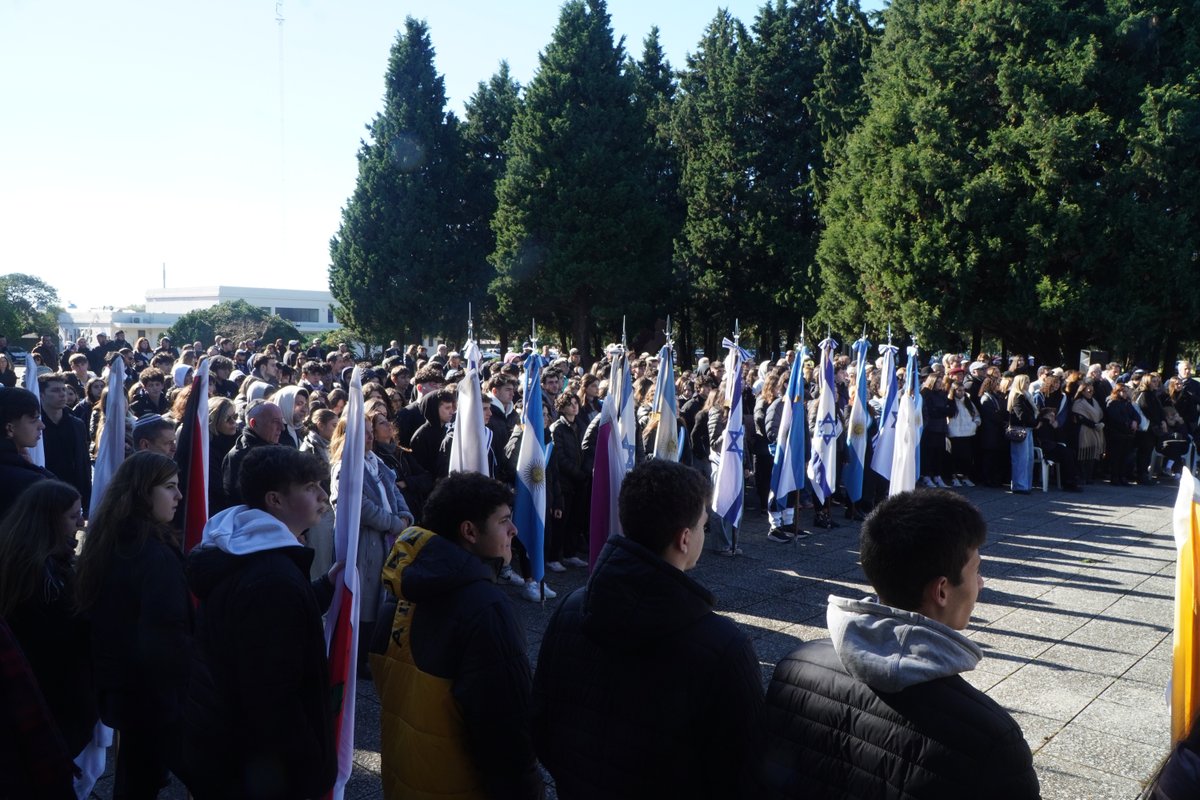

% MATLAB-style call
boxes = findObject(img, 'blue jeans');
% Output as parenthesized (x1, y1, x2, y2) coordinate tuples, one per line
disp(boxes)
(1010, 433, 1034, 491)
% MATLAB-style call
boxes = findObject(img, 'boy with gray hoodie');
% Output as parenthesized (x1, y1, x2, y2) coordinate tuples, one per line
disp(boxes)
(760, 489, 1040, 799)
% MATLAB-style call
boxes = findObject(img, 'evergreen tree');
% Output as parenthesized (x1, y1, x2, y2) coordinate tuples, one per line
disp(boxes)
(463, 62, 523, 349)
(672, 10, 752, 356)
(329, 18, 469, 344)
(739, 0, 831, 355)
(491, 0, 668, 356)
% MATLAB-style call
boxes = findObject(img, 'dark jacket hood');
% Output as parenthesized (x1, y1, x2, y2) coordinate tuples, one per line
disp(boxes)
(581, 535, 715, 651)
(418, 391, 445, 429)
(382, 526, 497, 604)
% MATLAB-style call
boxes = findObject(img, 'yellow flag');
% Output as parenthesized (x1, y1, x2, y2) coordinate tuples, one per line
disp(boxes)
(1172, 468, 1200, 741)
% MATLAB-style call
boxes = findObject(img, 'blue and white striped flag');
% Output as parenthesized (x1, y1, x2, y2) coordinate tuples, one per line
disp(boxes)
(807, 337, 843, 505)
(651, 341, 682, 461)
(23, 353, 44, 467)
(870, 342, 899, 479)
(515, 356, 548, 583)
(712, 337, 750, 527)
(614, 351, 638, 472)
(889, 344, 921, 495)
(844, 336, 871, 503)
(768, 344, 808, 511)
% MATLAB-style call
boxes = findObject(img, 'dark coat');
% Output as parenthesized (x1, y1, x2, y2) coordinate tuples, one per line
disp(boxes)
(532, 536, 764, 800)
(920, 389, 954, 435)
(0, 441, 56, 517)
(178, 545, 336, 800)
(409, 393, 448, 477)
(761, 638, 1039, 800)
(40, 411, 91, 514)
(6, 559, 98, 755)
(978, 392, 1007, 450)
(89, 530, 192, 733)
(1009, 394, 1037, 429)
(550, 416, 585, 498)
(220, 428, 273, 510)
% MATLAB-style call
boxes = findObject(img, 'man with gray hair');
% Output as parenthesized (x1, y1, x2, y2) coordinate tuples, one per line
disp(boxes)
(218, 399, 283, 511)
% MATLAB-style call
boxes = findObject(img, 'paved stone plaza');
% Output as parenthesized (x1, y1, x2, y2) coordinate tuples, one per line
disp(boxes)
(93, 481, 1178, 799)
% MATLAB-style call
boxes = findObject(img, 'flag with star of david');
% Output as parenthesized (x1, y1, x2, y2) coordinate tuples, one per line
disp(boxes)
(871, 342, 900, 479)
(889, 344, 921, 495)
(515, 355, 548, 582)
(712, 337, 750, 526)
(769, 343, 808, 511)
(807, 336, 843, 505)
(844, 336, 871, 503)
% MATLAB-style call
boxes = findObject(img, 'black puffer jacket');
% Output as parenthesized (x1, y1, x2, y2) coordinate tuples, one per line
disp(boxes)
(178, 541, 336, 800)
(532, 536, 764, 799)
(762, 638, 1039, 799)
(0, 441, 55, 516)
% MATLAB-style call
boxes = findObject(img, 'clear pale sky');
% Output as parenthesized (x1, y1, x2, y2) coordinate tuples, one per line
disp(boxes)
(0, 0, 884, 310)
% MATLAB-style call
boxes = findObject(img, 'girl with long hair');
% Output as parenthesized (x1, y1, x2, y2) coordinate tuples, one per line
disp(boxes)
(0, 480, 98, 759)
(1007, 374, 1036, 494)
(75, 452, 190, 799)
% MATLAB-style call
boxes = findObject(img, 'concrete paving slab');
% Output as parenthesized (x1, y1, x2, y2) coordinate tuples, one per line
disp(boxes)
(1034, 753, 1147, 800)
(1040, 724, 1164, 783)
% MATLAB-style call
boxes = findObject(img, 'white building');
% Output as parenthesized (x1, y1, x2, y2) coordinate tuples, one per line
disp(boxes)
(59, 285, 340, 345)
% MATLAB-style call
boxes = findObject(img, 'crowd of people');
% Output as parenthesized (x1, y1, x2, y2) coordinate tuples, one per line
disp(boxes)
(0, 327, 1192, 798)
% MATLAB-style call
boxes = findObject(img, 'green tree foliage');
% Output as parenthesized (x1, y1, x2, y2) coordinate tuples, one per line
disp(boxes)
(672, 11, 752, 356)
(817, 0, 1200, 366)
(329, 18, 470, 344)
(0, 274, 62, 342)
(166, 300, 300, 348)
(462, 62, 523, 348)
(490, 0, 669, 356)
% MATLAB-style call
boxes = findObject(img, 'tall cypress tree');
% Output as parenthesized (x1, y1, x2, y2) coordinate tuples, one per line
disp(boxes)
(672, 10, 751, 356)
(491, 0, 667, 357)
(329, 18, 468, 343)
(463, 62, 523, 350)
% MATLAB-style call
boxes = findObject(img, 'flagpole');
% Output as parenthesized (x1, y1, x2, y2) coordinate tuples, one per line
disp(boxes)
(792, 320, 806, 538)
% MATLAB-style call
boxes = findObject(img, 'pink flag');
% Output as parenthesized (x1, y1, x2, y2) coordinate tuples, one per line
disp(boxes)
(324, 367, 364, 800)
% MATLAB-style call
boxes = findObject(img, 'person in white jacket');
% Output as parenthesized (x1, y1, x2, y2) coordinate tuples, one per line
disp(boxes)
(946, 377, 981, 487)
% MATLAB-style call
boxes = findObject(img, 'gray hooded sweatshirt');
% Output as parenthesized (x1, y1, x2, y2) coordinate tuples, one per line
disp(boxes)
(826, 595, 982, 692)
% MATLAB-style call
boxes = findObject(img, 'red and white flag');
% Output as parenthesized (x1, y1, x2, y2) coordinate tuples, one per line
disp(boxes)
(324, 367, 364, 800)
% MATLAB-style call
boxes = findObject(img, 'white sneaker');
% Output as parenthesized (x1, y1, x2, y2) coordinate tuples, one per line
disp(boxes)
(960, 477, 975, 487)
(542, 582, 557, 599)
(499, 565, 525, 586)
(933, 476, 949, 488)
(919, 476, 935, 488)
(563, 556, 588, 568)
(520, 582, 542, 603)
(949, 477, 962, 487)
(546, 560, 566, 573)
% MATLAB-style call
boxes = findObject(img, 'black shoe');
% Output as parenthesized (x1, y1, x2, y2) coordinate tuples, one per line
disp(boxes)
(767, 529, 794, 543)
(793, 528, 812, 539)
(814, 516, 839, 530)
(844, 506, 865, 521)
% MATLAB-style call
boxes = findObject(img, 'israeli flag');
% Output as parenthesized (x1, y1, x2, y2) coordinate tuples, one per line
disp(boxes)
(514, 356, 548, 583)
(807, 337, 843, 505)
(889, 344, 921, 495)
(651, 341, 682, 461)
(768, 344, 808, 511)
(615, 352, 638, 472)
(870, 342, 899, 478)
(448, 339, 491, 476)
(844, 336, 871, 503)
(23, 352, 44, 467)
(712, 338, 750, 527)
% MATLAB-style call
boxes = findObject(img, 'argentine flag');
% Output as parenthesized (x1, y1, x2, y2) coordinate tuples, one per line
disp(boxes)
(844, 336, 871, 503)
(871, 342, 899, 479)
(651, 341, 682, 461)
(712, 338, 750, 527)
(807, 337, 843, 505)
(515, 356, 548, 583)
(768, 344, 808, 512)
(889, 344, 921, 495)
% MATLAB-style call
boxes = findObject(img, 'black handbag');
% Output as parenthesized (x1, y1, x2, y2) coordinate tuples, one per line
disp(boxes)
(1005, 426, 1028, 443)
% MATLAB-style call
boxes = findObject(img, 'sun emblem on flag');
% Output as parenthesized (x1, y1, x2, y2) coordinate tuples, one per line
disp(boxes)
(851, 422, 865, 436)
(523, 463, 546, 486)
